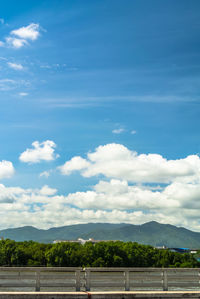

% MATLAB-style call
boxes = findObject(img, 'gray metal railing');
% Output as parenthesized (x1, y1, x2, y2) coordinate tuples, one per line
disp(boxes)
(0, 267, 200, 292)
(0, 267, 82, 292)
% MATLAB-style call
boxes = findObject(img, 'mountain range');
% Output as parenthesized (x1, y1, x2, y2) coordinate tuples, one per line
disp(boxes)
(0, 221, 200, 248)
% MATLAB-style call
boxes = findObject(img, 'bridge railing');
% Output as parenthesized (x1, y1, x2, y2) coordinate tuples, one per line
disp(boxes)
(0, 267, 200, 292)
(0, 267, 82, 292)
(84, 267, 200, 291)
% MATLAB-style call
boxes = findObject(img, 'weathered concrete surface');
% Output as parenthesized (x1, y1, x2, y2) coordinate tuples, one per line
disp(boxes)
(90, 291, 200, 298)
(0, 292, 87, 299)
(0, 292, 200, 299)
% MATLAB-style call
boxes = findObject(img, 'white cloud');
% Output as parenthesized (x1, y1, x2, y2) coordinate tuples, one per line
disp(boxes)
(59, 143, 200, 184)
(0, 184, 164, 228)
(0, 79, 30, 91)
(39, 171, 51, 178)
(112, 128, 125, 134)
(0, 161, 15, 179)
(11, 23, 40, 41)
(39, 185, 57, 196)
(19, 140, 58, 163)
(8, 62, 24, 70)
(2, 142, 200, 231)
(0, 178, 199, 231)
(0, 79, 16, 91)
(131, 130, 136, 135)
(6, 37, 28, 49)
(19, 92, 28, 97)
(58, 156, 90, 175)
(0, 18, 4, 25)
(66, 179, 179, 211)
(0, 23, 41, 49)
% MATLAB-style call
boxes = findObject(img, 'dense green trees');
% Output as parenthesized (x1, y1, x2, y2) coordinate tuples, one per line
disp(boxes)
(0, 239, 198, 268)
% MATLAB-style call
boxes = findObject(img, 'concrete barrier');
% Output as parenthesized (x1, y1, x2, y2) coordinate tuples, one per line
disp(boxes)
(1, 268, 200, 292)
(0, 291, 200, 299)
(83, 268, 200, 291)
(0, 292, 86, 299)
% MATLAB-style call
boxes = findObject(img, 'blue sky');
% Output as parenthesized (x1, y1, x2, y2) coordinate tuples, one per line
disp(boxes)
(1, 0, 200, 230)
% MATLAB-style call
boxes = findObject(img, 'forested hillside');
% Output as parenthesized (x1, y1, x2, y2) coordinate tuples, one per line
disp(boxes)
(1, 221, 200, 247)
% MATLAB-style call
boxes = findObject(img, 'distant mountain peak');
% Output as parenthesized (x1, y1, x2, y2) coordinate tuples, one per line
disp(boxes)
(0, 222, 200, 248)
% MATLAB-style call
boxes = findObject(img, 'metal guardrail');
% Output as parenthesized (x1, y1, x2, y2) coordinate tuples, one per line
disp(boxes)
(84, 268, 200, 291)
(0, 267, 200, 292)
(0, 267, 82, 292)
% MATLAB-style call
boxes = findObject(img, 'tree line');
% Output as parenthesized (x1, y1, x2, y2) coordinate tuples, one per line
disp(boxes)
(0, 239, 198, 267)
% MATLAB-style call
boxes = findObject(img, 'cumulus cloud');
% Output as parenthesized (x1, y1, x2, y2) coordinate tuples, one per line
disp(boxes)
(0, 178, 200, 231)
(49, 143, 200, 231)
(59, 143, 200, 184)
(39, 185, 57, 196)
(0, 23, 41, 49)
(11, 23, 40, 41)
(19, 140, 58, 163)
(66, 179, 179, 211)
(7, 62, 24, 70)
(0, 184, 24, 204)
(2, 142, 200, 231)
(0, 181, 160, 229)
(58, 156, 90, 175)
(0, 161, 15, 179)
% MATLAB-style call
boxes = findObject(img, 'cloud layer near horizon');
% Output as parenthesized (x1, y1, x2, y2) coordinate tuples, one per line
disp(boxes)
(0, 177, 199, 231)
(1, 142, 200, 231)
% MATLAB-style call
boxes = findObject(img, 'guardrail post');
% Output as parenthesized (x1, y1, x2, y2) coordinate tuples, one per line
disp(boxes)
(124, 270, 130, 291)
(198, 271, 200, 288)
(35, 270, 40, 292)
(162, 270, 168, 291)
(75, 269, 81, 291)
(85, 269, 90, 291)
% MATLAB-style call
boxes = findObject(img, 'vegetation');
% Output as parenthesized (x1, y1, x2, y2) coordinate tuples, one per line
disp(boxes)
(0, 239, 198, 268)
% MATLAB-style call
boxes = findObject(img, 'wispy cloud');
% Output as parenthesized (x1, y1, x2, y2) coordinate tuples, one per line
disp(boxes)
(0, 79, 16, 91)
(39, 170, 51, 178)
(131, 130, 137, 135)
(19, 92, 28, 97)
(0, 57, 7, 61)
(0, 79, 30, 91)
(7, 62, 24, 70)
(40, 94, 195, 110)
(112, 128, 125, 134)
(0, 18, 4, 25)
(6, 37, 27, 49)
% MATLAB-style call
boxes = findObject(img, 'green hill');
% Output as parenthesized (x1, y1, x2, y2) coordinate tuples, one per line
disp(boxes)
(0, 221, 200, 247)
